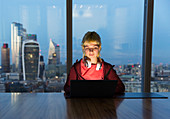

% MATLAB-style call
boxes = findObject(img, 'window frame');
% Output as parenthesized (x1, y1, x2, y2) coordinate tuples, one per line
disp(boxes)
(66, 0, 154, 92)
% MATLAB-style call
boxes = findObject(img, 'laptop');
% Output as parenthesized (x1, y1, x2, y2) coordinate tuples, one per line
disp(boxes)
(70, 80, 118, 98)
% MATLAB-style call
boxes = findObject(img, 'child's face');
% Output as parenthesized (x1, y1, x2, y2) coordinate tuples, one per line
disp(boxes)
(83, 41, 100, 60)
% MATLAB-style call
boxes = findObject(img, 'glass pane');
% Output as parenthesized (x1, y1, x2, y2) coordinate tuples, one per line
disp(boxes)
(0, 0, 66, 92)
(152, 0, 170, 92)
(73, 0, 144, 92)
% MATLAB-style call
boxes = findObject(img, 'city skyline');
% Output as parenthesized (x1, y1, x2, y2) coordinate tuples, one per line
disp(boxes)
(0, 0, 170, 65)
(1, 21, 62, 67)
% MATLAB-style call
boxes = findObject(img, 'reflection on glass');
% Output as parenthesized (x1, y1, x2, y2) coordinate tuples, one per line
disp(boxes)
(73, 0, 144, 92)
(152, 0, 170, 92)
(0, 0, 66, 93)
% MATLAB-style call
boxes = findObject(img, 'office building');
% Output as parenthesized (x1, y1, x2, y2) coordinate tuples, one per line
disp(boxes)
(5, 73, 20, 80)
(11, 22, 26, 73)
(39, 55, 45, 80)
(26, 34, 37, 41)
(1, 43, 10, 73)
(22, 40, 40, 81)
(56, 44, 60, 64)
(48, 39, 60, 65)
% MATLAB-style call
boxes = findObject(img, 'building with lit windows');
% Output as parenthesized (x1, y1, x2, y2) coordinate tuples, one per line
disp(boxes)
(22, 40, 40, 81)
(48, 39, 60, 65)
(1, 43, 10, 73)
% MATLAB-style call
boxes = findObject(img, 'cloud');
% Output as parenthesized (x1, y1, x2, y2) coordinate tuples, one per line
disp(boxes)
(73, 10, 93, 18)
(82, 12, 92, 17)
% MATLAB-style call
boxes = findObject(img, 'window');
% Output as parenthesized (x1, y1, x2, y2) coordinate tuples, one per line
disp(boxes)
(152, 0, 170, 92)
(0, 0, 66, 92)
(73, 0, 144, 92)
(1, 0, 167, 93)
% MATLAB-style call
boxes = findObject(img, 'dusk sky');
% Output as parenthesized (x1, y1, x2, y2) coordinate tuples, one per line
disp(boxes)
(0, 0, 170, 65)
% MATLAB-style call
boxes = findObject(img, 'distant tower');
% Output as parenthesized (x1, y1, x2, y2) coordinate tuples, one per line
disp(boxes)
(48, 39, 60, 65)
(22, 40, 40, 81)
(26, 34, 37, 41)
(1, 43, 10, 73)
(52, 53, 57, 65)
(11, 22, 26, 73)
(39, 55, 45, 80)
(56, 44, 60, 64)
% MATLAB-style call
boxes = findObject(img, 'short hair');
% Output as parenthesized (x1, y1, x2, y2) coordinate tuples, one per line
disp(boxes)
(81, 31, 101, 47)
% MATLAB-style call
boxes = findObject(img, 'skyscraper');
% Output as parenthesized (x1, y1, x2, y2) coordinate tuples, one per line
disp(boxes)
(22, 40, 40, 81)
(1, 43, 10, 73)
(11, 22, 26, 73)
(39, 55, 45, 80)
(48, 39, 60, 65)
(56, 44, 60, 64)
(26, 34, 37, 41)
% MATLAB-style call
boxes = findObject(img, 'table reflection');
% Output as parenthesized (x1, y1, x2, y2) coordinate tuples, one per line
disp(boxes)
(66, 98, 124, 119)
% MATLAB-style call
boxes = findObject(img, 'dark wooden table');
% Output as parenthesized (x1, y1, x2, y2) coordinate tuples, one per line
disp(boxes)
(0, 93, 170, 119)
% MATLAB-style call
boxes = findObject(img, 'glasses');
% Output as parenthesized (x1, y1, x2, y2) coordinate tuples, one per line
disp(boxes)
(84, 46, 99, 52)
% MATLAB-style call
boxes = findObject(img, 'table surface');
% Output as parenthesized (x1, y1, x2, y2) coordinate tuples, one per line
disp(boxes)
(0, 92, 170, 119)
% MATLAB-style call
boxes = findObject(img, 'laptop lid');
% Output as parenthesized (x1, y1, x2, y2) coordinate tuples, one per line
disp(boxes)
(70, 80, 118, 98)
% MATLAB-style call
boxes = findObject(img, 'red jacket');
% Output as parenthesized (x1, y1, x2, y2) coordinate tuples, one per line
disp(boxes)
(64, 59, 125, 94)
